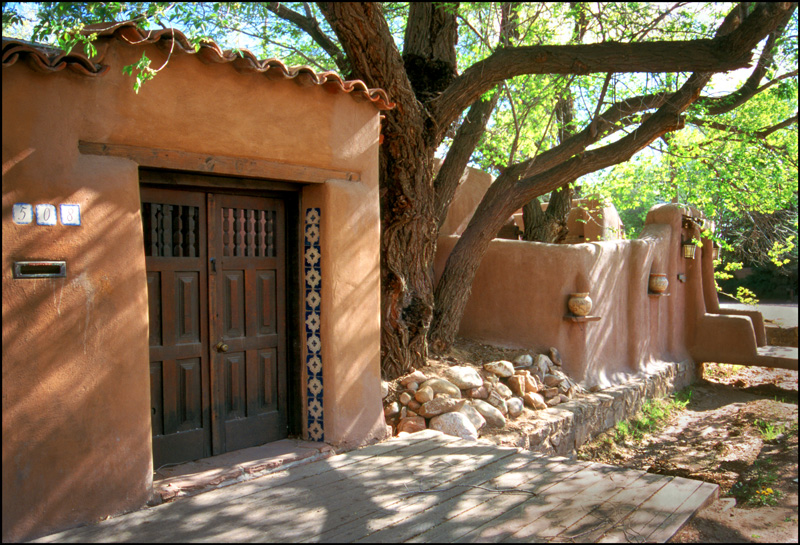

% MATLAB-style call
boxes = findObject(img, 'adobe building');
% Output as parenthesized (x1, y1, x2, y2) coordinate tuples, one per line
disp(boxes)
(2, 22, 391, 542)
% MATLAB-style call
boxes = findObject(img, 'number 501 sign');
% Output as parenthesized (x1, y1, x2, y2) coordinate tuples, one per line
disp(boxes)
(12, 203, 81, 226)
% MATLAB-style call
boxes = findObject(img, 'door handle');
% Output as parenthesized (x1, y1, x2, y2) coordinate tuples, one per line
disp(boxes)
(215, 341, 229, 353)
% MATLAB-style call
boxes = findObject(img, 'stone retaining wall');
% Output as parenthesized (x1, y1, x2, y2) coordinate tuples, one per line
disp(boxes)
(486, 359, 698, 456)
(766, 325, 798, 348)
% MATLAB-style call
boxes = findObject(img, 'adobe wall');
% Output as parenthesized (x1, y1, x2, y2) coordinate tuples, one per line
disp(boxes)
(3, 38, 384, 541)
(435, 204, 700, 388)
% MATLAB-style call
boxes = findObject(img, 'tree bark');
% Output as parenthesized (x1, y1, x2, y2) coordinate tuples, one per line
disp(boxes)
(522, 90, 575, 242)
(434, 90, 500, 228)
(403, 2, 459, 99)
(319, 2, 439, 379)
(522, 184, 573, 242)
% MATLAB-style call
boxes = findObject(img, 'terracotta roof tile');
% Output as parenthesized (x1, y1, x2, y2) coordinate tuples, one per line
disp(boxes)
(2, 21, 395, 110)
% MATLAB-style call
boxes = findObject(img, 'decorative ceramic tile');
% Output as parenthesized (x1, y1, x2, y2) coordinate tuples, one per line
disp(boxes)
(12, 203, 33, 225)
(305, 208, 324, 442)
(35, 204, 57, 225)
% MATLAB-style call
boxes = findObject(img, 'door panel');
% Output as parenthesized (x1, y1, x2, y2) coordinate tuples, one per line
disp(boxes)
(142, 188, 210, 469)
(143, 185, 288, 468)
(210, 193, 288, 454)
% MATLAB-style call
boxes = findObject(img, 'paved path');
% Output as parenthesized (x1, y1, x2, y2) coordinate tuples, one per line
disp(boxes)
(720, 302, 798, 328)
(34, 431, 717, 543)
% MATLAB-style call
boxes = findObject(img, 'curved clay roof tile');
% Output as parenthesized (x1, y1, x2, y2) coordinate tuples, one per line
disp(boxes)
(3, 20, 394, 110)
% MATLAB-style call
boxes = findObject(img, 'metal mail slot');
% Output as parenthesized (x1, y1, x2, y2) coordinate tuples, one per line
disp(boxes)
(13, 261, 66, 279)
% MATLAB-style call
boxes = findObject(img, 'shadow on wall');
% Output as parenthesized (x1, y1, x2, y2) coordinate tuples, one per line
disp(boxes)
(2, 165, 152, 542)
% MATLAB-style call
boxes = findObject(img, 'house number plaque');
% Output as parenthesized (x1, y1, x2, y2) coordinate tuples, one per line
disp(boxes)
(12, 203, 81, 226)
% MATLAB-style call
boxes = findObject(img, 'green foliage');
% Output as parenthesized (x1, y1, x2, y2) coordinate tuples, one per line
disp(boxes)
(613, 392, 691, 443)
(732, 460, 783, 507)
(755, 419, 787, 441)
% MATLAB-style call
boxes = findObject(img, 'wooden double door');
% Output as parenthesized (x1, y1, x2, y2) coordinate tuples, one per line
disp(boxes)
(142, 186, 288, 469)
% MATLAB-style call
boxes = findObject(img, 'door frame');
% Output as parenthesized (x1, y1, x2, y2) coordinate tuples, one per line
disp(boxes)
(139, 168, 304, 442)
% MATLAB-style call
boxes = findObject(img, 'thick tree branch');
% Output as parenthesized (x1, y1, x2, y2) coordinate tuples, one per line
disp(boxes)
(267, 2, 348, 73)
(434, 90, 500, 228)
(689, 114, 798, 139)
(429, 2, 796, 137)
(696, 3, 796, 115)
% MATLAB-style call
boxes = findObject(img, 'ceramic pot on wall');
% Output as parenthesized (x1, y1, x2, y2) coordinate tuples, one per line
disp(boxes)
(649, 273, 668, 294)
(568, 292, 592, 316)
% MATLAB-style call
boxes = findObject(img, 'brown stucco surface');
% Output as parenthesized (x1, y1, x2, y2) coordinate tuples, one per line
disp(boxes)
(436, 195, 795, 389)
(3, 34, 385, 542)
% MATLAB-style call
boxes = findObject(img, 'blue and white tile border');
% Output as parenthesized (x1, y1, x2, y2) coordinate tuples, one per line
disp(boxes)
(304, 208, 324, 441)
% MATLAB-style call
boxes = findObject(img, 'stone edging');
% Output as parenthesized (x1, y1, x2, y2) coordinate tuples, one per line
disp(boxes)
(485, 360, 697, 456)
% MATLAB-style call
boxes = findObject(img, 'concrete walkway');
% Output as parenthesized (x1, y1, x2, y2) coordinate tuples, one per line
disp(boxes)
(719, 302, 798, 328)
(33, 430, 717, 543)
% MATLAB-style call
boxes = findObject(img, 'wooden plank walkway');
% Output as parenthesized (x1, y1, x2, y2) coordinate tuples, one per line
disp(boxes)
(33, 430, 718, 543)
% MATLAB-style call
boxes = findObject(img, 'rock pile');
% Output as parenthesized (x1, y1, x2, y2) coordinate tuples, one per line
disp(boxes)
(382, 347, 585, 441)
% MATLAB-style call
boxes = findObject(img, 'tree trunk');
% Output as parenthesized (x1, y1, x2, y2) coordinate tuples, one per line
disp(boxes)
(379, 143, 437, 379)
(319, 2, 442, 379)
(430, 177, 519, 353)
(522, 91, 575, 242)
(522, 185, 572, 242)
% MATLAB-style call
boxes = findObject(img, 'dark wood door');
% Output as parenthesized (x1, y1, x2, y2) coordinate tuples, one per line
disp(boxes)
(208, 193, 288, 454)
(142, 187, 287, 469)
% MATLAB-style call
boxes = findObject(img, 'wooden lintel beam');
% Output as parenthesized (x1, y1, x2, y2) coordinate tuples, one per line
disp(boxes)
(78, 140, 360, 183)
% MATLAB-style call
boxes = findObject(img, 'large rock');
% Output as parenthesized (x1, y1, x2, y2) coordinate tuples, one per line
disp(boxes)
(543, 374, 562, 387)
(397, 416, 426, 434)
(534, 354, 554, 378)
(399, 391, 413, 405)
(418, 397, 466, 418)
(400, 370, 427, 386)
(549, 347, 563, 366)
(524, 374, 540, 394)
(542, 387, 559, 398)
(486, 390, 508, 415)
(546, 396, 561, 407)
(484, 360, 514, 378)
(381, 380, 389, 399)
(507, 397, 524, 418)
(443, 366, 484, 389)
(507, 375, 526, 396)
(471, 399, 506, 428)
(467, 385, 489, 399)
(420, 378, 462, 399)
(429, 412, 478, 441)
(523, 392, 547, 410)
(459, 403, 487, 431)
(415, 386, 435, 404)
(384, 402, 400, 417)
(513, 354, 534, 368)
(494, 382, 513, 399)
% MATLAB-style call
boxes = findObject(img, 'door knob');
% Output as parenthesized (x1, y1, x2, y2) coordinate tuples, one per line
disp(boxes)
(215, 341, 229, 353)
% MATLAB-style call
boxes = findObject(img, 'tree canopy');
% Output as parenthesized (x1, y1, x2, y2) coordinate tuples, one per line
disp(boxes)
(5, 2, 797, 378)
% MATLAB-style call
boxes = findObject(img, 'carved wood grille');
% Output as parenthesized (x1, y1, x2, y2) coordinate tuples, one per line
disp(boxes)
(221, 207, 276, 257)
(142, 202, 200, 257)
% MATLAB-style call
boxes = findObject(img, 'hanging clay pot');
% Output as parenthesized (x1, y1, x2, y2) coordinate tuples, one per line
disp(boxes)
(649, 273, 669, 294)
(568, 292, 592, 316)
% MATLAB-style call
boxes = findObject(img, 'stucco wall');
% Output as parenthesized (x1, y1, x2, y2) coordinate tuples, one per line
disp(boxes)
(436, 198, 792, 389)
(3, 37, 384, 542)
(435, 204, 700, 387)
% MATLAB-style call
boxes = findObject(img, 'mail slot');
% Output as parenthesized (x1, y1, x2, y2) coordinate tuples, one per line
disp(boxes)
(13, 261, 66, 279)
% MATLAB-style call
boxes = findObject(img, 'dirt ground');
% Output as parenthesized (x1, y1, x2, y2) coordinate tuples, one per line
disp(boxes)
(578, 363, 799, 543)
(418, 340, 798, 543)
